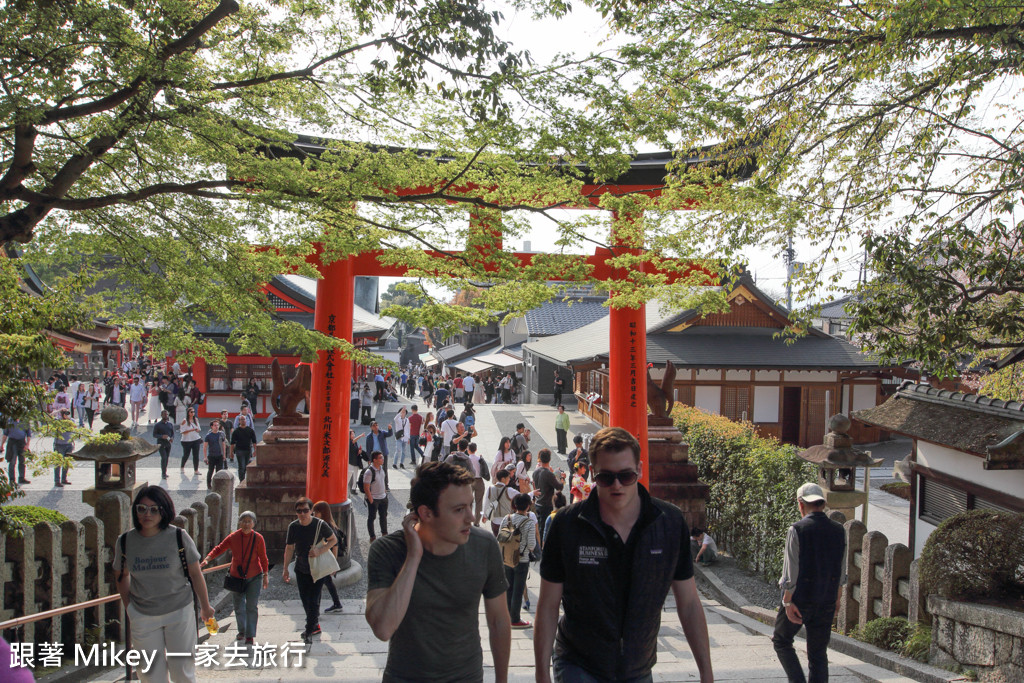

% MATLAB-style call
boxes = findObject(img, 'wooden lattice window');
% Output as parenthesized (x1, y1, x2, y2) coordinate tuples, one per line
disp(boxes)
(675, 385, 694, 407)
(722, 386, 750, 422)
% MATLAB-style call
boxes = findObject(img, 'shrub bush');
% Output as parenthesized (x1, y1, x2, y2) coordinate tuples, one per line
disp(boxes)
(880, 481, 910, 500)
(850, 617, 912, 651)
(672, 405, 815, 581)
(901, 623, 931, 662)
(918, 510, 1024, 602)
(3, 505, 70, 536)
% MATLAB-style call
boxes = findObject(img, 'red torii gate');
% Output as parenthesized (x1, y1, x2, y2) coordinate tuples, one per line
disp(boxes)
(304, 236, 709, 506)
(290, 144, 748, 505)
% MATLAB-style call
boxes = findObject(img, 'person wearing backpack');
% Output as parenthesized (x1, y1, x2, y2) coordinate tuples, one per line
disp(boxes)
(113, 486, 214, 683)
(363, 451, 388, 542)
(498, 493, 536, 629)
(485, 469, 517, 536)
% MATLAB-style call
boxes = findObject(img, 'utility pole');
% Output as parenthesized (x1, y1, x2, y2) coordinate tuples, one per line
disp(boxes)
(785, 231, 795, 311)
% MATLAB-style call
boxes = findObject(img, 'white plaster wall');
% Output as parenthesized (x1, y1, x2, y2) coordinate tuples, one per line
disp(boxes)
(207, 395, 240, 414)
(784, 370, 838, 382)
(917, 443, 1024, 498)
(696, 369, 721, 381)
(852, 384, 877, 411)
(842, 385, 851, 414)
(725, 370, 750, 381)
(915, 442, 1024, 556)
(695, 386, 722, 414)
(755, 370, 781, 381)
(914, 516, 939, 558)
(753, 386, 780, 423)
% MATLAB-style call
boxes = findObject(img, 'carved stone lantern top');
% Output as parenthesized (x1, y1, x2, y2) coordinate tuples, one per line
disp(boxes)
(798, 414, 883, 469)
(71, 404, 159, 463)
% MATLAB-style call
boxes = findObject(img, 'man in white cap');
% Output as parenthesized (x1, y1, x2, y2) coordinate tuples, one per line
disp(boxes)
(773, 482, 847, 683)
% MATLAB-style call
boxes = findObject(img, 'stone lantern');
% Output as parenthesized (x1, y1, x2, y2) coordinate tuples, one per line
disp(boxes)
(72, 404, 159, 509)
(797, 414, 882, 521)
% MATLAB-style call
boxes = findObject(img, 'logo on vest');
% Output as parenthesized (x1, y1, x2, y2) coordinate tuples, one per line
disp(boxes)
(578, 546, 608, 566)
(649, 548, 663, 554)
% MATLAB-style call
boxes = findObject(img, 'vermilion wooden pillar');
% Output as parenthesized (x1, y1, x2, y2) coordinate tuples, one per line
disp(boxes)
(307, 255, 354, 504)
(608, 211, 649, 487)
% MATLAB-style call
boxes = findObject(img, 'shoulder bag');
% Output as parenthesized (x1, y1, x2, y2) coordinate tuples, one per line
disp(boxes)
(309, 519, 341, 582)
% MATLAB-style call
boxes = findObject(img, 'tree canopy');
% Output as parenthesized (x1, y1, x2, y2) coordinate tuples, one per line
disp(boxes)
(589, 0, 1024, 377)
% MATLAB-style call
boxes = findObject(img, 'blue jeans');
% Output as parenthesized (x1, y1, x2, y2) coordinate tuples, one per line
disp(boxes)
(231, 575, 263, 638)
(772, 601, 836, 683)
(553, 657, 653, 683)
(396, 440, 408, 465)
(408, 438, 424, 465)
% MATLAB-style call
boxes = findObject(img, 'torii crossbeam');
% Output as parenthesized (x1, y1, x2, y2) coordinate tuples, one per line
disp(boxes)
(284, 140, 755, 505)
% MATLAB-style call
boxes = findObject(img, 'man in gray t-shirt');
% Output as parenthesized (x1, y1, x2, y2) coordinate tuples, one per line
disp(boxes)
(366, 461, 510, 682)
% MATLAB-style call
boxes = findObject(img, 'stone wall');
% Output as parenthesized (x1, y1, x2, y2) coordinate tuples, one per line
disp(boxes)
(928, 595, 1024, 682)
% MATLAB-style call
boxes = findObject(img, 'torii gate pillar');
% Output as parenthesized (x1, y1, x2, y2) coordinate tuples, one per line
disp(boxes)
(307, 256, 354, 506)
(608, 211, 650, 487)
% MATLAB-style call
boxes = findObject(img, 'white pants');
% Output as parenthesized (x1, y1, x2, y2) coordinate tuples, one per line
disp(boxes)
(128, 602, 197, 683)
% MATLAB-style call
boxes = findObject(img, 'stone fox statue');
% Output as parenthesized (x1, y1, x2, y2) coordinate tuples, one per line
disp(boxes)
(271, 358, 311, 418)
(646, 359, 677, 419)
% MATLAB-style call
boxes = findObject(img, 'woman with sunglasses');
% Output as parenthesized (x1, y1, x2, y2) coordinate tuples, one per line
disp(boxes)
(179, 407, 202, 475)
(202, 511, 269, 645)
(113, 486, 214, 683)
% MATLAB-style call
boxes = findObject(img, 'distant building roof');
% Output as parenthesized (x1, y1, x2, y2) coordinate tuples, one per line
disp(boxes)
(524, 300, 609, 337)
(524, 300, 677, 365)
(854, 381, 1024, 469)
(645, 327, 880, 370)
(817, 294, 858, 320)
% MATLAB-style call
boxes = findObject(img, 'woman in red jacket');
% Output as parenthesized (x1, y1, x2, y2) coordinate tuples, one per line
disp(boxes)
(201, 511, 269, 644)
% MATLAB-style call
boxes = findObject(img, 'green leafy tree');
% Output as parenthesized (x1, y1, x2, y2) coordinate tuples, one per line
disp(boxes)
(586, 0, 1024, 375)
(0, 256, 92, 534)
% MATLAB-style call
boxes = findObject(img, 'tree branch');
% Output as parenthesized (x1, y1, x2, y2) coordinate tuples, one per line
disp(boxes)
(11, 180, 245, 210)
(37, 0, 239, 126)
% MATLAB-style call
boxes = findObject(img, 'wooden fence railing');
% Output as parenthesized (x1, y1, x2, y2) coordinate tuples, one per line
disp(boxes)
(1, 471, 238, 649)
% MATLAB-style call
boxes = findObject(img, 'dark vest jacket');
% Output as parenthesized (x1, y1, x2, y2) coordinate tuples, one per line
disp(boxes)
(551, 486, 686, 680)
(791, 511, 846, 605)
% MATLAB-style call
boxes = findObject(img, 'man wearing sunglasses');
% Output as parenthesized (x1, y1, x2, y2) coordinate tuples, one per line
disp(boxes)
(534, 426, 713, 683)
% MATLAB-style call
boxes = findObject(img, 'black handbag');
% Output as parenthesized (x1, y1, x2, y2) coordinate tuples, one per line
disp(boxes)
(224, 532, 257, 593)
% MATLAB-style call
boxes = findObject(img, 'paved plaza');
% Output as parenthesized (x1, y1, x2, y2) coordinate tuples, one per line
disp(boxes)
(79, 567, 923, 683)
(13, 395, 932, 682)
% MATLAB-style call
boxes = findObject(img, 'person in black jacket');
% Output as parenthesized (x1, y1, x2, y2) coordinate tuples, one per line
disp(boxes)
(230, 414, 258, 483)
(534, 426, 713, 683)
(772, 483, 847, 683)
(152, 410, 175, 479)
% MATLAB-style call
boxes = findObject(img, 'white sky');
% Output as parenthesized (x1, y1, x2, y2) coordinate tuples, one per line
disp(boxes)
(373, 3, 864, 308)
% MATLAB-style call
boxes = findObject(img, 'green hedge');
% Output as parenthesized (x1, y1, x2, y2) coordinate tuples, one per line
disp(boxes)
(672, 405, 815, 581)
(3, 505, 69, 536)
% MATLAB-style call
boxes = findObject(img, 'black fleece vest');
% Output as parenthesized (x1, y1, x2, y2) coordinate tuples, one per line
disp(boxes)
(791, 511, 845, 605)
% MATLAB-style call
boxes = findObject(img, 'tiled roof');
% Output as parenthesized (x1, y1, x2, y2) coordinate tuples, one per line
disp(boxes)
(855, 381, 1024, 465)
(817, 294, 858, 319)
(193, 307, 390, 337)
(433, 343, 466, 361)
(645, 327, 881, 369)
(525, 300, 609, 336)
(523, 300, 677, 365)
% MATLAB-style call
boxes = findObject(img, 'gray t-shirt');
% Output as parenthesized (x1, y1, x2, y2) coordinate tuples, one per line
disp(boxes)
(368, 526, 508, 682)
(363, 464, 386, 499)
(112, 527, 200, 617)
